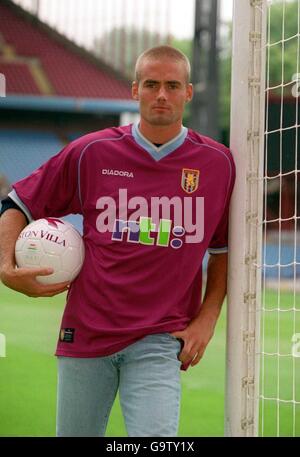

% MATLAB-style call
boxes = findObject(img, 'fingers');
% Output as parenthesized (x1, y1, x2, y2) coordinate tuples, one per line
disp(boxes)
(4, 266, 70, 298)
(191, 351, 203, 367)
(38, 286, 70, 297)
(29, 286, 70, 298)
(178, 341, 193, 365)
(19, 267, 70, 294)
(18, 267, 54, 277)
(36, 281, 70, 296)
(177, 337, 193, 363)
(35, 268, 55, 276)
(178, 339, 206, 368)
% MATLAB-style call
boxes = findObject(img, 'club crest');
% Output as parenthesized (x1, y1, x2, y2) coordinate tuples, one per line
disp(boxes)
(181, 169, 200, 194)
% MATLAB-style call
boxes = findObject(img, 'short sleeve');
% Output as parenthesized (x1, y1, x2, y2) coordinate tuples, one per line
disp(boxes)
(9, 141, 82, 221)
(207, 205, 230, 254)
(208, 151, 236, 255)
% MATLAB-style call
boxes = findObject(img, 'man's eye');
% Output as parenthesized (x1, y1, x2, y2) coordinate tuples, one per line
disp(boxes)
(145, 82, 156, 88)
(168, 83, 179, 89)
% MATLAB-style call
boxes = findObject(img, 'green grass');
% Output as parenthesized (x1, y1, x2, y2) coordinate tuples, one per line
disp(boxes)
(260, 289, 300, 436)
(0, 283, 299, 436)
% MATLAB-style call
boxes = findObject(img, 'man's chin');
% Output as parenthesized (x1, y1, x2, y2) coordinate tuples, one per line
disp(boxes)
(147, 115, 175, 126)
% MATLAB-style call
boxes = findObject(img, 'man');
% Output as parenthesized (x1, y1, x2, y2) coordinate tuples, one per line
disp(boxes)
(0, 46, 235, 437)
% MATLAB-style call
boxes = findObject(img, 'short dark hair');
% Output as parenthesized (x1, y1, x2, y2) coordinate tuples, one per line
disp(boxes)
(135, 45, 191, 84)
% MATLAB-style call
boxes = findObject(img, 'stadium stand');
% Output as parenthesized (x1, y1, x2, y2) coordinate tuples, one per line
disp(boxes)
(0, 130, 64, 184)
(0, 0, 132, 99)
(0, 129, 83, 232)
(264, 244, 300, 279)
(0, 61, 41, 95)
(0, 1, 136, 235)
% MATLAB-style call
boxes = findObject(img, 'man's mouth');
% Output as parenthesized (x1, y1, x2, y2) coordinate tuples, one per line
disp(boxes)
(152, 106, 170, 111)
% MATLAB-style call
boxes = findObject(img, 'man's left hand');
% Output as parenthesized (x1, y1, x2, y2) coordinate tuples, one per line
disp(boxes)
(170, 315, 216, 368)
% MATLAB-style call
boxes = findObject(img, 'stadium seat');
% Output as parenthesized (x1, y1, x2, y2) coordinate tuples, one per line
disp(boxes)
(0, 2, 131, 99)
(0, 62, 41, 95)
(263, 243, 300, 279)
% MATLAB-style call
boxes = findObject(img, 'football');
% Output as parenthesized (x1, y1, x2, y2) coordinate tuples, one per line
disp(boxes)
(15, 218, 85, 285)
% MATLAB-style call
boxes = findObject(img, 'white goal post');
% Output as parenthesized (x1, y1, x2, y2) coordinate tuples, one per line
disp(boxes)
(225, 0, 267, 437)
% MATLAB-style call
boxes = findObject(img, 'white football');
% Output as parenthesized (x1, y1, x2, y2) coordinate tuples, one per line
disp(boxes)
(15, 218, 85, 285)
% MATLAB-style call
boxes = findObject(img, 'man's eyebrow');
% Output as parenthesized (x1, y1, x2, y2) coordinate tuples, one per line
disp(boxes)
(143, 79, 182, 84)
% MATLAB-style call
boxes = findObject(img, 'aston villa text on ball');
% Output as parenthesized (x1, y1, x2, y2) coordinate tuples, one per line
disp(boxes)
(18, 230, 66, 246)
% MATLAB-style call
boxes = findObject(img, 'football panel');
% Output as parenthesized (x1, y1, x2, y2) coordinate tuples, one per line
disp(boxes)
(64, 227, 83, 248)
(15, 237, 27, 252)
(39, 253, 62, 271)
(15, 239, 44, 268)
(36, 270, 71, 285)
(41, 235, 68, 256)
(61, 246, 84, 273)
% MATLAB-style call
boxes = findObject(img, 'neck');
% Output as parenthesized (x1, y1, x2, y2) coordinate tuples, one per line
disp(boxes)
(139, 119, 183, 144)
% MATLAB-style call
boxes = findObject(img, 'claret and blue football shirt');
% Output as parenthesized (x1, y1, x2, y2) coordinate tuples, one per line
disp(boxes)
(10, 123, 235, 366)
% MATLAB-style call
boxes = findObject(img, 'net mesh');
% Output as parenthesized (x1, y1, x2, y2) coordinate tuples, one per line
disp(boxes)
(260, 0, 300, 437)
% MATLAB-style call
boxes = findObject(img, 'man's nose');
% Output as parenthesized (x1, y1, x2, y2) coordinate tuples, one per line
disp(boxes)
(157, 86, 167, 100)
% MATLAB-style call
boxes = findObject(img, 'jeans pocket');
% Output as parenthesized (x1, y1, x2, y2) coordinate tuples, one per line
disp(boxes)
(166, 334, 183, 360)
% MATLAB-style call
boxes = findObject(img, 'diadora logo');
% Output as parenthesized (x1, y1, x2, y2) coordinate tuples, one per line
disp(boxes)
(102, 169, 134, 178)
(112, 218, 187, 249)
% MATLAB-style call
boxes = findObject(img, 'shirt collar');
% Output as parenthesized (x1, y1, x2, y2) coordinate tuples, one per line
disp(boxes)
(132, 122, 188, 162)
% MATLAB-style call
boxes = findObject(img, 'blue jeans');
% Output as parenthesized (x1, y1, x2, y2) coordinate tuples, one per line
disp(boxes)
(56, 333, 182, 437)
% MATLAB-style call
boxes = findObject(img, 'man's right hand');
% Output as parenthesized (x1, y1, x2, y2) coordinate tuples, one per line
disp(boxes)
(0, 266, 70, 298)
(0, 209, 69, 298)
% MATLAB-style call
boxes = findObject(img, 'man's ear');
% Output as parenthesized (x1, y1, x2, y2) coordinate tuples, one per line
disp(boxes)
(132, 81, 139, 101)
(186, 83, 193, 103)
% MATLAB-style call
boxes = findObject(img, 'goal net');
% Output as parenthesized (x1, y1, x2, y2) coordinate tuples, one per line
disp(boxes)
(261, 0, 300, 437)
(226, 0, 300, 437)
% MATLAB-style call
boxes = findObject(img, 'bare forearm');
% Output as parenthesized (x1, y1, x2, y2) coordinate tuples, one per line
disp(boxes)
(171, 253, 228, 368)
(0, 209, 69, 296)
(0, 209, 27, 275)
(197, 253, 228, 322)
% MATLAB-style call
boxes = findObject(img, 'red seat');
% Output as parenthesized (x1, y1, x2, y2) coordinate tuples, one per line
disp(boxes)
(0, 2, 131, 99)
(0, 61, 41, 95)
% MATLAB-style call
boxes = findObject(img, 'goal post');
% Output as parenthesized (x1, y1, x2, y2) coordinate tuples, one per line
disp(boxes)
(225, 0, 267, 437)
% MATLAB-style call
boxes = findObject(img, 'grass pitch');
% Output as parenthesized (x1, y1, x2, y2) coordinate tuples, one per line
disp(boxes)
(0, 283, 299, 436)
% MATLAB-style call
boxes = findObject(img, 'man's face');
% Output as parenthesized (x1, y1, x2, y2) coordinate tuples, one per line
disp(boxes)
(132, 58, 193, 127)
